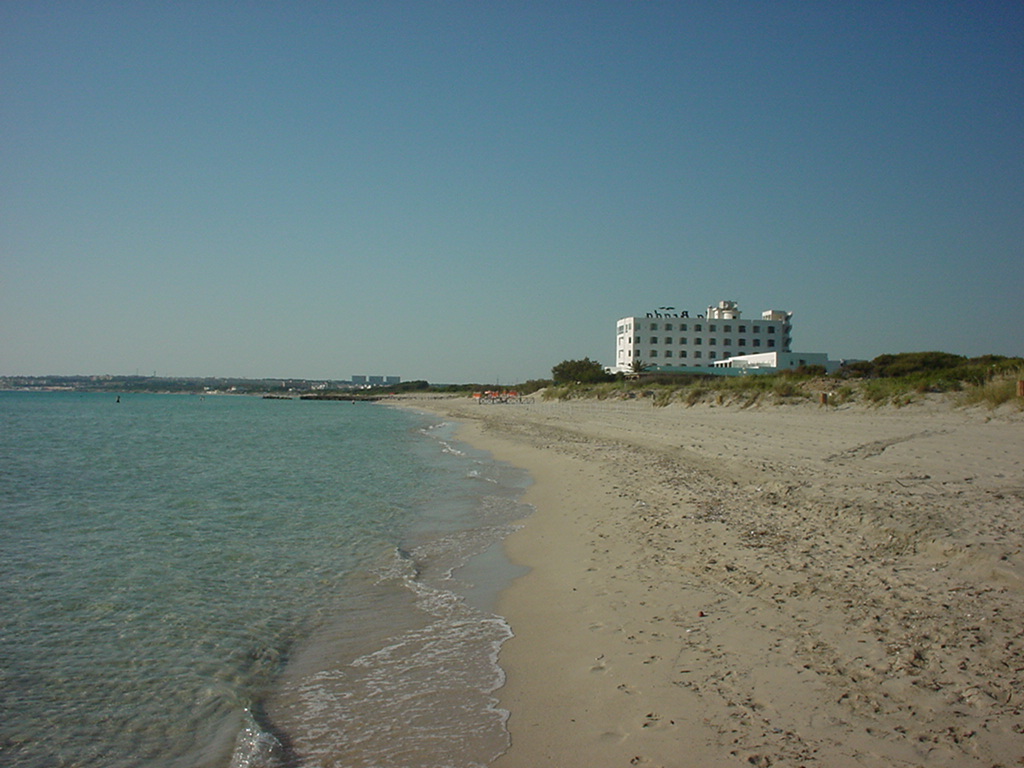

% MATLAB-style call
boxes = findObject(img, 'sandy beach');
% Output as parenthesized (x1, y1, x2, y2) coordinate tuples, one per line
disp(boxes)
(398, 393, 1024, 768)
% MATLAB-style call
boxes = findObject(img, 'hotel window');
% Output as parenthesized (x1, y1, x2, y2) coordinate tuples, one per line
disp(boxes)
(710, 352, 717, 359)
(679, 351, 687, 358)
(753, 339, 761, 347)
(752, 326, 760, 333)
(650, 337, 658, 344)
(665, 350, 673, 358)
(709, 324, 716, 332)
(650, 323, 658, 330)
(724, 325, 732, 332)
(665, 323, 673, 330)
(664, 338, 673, 344)
(635, 336, 640, 343)
(634, 349, 641, 356)
(739, 325, 746, 333)
(678, 337, 687, 344)
(694, 324, 702, 331)
(768, 339, 775, 347)
(768, 326, 776, 333)
(723, 338, 731, 346)
(709, 338, 717, 346)
(679, 324, 687, 331)
(694, 351, 702, 358)
(650, 350, 658, 357)
(694, 338, 702, 345)
(738, 338, 746, 347)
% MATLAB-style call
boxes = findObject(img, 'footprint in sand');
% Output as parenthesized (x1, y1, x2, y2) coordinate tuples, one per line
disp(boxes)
(640, 711, 677, 730)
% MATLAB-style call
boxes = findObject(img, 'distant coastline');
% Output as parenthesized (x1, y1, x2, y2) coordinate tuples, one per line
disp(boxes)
(0, 375, 365, 396)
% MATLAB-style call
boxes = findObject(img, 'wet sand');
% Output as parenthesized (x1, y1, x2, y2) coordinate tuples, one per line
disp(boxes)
(399, 394, 1024, 767)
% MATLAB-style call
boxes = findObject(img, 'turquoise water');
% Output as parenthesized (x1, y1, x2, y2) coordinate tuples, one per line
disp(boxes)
(0, 392, 530, 768)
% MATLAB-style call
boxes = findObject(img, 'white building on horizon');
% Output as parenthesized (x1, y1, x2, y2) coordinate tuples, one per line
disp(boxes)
(614, 300, 793, 373)
(351, 375, 401, 386)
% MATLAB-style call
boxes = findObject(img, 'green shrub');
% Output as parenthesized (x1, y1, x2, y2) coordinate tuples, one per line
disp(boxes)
(551, 358, 614, 384)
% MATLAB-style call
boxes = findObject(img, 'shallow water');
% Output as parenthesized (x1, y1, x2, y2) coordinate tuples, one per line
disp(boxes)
(0, 392, 530, 767)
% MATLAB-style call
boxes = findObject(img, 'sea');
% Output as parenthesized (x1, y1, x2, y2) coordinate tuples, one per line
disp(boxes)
(0, 391, 532, 768)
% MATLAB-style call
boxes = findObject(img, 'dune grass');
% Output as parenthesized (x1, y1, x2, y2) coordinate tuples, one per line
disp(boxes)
(537, 354, 1024, 410)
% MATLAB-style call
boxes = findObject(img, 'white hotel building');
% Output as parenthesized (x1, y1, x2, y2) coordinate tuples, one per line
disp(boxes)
(614, 300, 794, 373)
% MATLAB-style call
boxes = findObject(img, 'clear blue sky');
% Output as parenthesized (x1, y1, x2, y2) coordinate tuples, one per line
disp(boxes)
(3, 2, 1021, 383)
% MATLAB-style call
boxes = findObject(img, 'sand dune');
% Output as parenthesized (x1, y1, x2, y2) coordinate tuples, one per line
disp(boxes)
(398, 394, 1024, 767)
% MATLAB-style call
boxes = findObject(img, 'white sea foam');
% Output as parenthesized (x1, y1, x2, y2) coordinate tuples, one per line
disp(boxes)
(227, 710, 284, 768)
(266, 529, 521, 768)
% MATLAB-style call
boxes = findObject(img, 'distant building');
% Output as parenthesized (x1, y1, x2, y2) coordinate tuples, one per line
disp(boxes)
(351, 375, 401, 387)
(614, 300, 793, 373)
